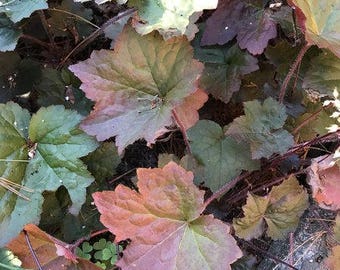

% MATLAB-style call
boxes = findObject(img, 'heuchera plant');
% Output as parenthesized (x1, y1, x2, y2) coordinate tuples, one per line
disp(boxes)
(1, 0, 340, 269)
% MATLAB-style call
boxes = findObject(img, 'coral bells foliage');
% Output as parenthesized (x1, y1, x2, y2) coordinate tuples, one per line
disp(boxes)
(93, 162, 242, 270)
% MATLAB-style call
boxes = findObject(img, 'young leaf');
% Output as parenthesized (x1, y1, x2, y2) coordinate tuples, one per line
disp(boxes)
(193, 42, 259, 103)
(233, 176, 309, 240)
(7, 224, 102, 270)
(303, 49, 340, 96)
(201, 0, 277, 55)
(288, 0, 340, 57)
(0, 102, 98, 246)
(70, 25, 204, 153)
(307, 155, 340, 211)
(93, 162, 242, 270)
(225, 98, 294, 159)
(0, 0, 48, 23)
(187, 120, 260, 191)
(127, 0, 218, 40)
(76, 242, 93, 260)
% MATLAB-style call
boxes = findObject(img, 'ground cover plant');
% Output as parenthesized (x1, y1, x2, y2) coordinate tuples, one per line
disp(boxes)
(1, 0, 340, 269)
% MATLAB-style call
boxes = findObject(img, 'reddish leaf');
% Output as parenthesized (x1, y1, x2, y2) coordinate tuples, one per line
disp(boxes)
(307, 155, 340, 210)
(69, 25, 204, 153)
(6, 224, 101, 270)
(325, 245, 340, 270)
(93, 162, 242, 270)
(201, 0, 277, 55)
(172, 88, 208, 131)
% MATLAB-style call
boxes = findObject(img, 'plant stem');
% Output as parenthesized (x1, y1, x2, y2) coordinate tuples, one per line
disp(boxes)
(240, 239, 299, 270)
(292, 104, 331, 135)
(20, 34, 51, 49)
(279, 43, 310, 103)
(171, 109, 192, 154)
(58, 8, 136, 68)
(24, 230, 43, 270)
(203, 171, 252, 210)
(38, 10, 57, 50)
(48, 8, 100, 29)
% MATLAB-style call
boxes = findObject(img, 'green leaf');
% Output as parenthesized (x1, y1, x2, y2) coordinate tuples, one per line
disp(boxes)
(76, 241, 93, 260)
(0, 53, 42, 102)
(0, 247, 23, 269)
(233, 176, 309, 240)
(0, 103, 98, 247)
(83, 142, 121, 180)
(94, 248, 111, 261)
(0, 0, 48, 23)
(0, 15, 21, 52)
(194, 42, 258, 103)
(265, 41, 302, 80)
(70, 25, 204, 153)
(226, 98, 294, 159)
(187, 120, 259, 191)
(303, 49, 340, 96)
(81, 242, 93, 253)
(93, 239, 107, 250)
(127, 0, 217, 40)
(293, 105, 338, 142)
(35, 68, 93, 116)
(289, 0, 340, 58)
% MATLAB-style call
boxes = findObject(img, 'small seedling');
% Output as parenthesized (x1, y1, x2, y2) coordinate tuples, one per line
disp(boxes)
(76, 238, 122, 269)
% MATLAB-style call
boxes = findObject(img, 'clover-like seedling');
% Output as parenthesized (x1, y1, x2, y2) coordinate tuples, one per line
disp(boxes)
(75, 241, 93, 260)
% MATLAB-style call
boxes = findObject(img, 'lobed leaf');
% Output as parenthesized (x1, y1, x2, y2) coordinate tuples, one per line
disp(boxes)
(128, 0, 218, 40)
(307, 155, 340, 211)
(303, 49, 340, 96)
(225, 98, 294, 159)
(233, 176, 309, 240)
(194, 42, 259, 103)
(201, 0, 277, 55)
(93, 162, 242, 270)
(0, 103, 98, 246)
(187, 120, 259, 191)
(70, 25, 204, 153)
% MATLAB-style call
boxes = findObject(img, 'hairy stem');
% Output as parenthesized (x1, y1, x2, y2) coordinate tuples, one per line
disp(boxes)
(279, 43, 310, 103)
(172, 109, 192, 154)
(24, 230, 43, 270)
(20, 34, 51, 49)
(203, 171, 252, 210)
